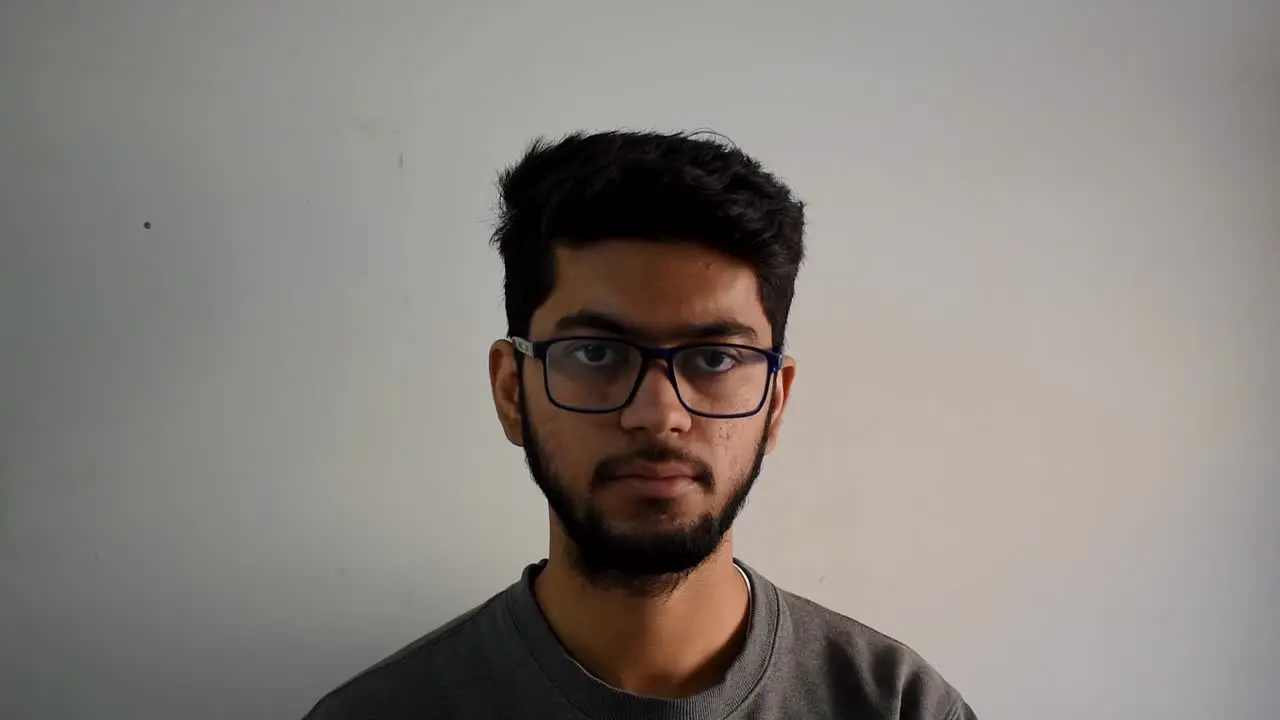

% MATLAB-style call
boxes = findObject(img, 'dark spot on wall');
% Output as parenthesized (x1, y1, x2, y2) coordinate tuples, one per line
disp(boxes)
(144, 221, 152, 229)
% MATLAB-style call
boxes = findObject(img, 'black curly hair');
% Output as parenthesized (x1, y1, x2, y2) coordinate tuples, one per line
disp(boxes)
(490, 130, 806, 351)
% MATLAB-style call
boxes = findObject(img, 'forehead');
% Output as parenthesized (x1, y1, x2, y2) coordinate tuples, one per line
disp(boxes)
(530, 239, 770, 344)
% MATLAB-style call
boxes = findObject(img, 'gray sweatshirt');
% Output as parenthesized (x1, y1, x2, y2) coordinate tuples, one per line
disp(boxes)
(304, 561, 978, 719)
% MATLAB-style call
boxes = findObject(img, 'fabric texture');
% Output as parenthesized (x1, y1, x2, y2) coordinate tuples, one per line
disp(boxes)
(304, 561, 978, 720)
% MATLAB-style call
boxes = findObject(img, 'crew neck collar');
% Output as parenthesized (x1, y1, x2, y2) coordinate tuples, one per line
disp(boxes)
(505, 560, 779, 720)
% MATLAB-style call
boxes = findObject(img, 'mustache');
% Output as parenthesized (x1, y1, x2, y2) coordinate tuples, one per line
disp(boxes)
(592, 444, 715, 489)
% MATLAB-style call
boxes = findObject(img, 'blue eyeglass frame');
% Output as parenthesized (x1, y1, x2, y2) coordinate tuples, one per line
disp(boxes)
(508, 335, 784, 419)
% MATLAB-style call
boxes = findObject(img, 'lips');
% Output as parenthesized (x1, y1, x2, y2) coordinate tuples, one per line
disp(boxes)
(610, 463, 698, 481)
(604, 463, 701, 498)
(610, 476, 697, 499)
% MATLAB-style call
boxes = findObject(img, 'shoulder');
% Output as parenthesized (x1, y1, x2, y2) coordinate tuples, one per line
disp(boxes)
(777, 588, 976, 719)
(302, 592, 508, 720)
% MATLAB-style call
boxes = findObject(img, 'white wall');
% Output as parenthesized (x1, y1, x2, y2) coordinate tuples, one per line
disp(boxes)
(2, 1, 1277, 718)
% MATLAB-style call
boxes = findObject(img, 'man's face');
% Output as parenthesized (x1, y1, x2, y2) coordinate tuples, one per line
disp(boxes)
(490, 239, 795, 590)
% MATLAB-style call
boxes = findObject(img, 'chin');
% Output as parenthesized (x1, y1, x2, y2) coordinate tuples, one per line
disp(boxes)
(607, 499, 711, 526)
(610, 516, 700, 538)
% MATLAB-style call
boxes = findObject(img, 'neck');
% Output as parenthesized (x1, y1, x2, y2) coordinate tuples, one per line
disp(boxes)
(533, 534, 751, 699)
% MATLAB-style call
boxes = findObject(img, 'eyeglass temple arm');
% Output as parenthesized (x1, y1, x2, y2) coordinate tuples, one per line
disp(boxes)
(508, 336, 536, 357)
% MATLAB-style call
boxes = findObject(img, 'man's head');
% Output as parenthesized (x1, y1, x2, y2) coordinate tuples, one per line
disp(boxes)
(486, 131, 805, 593)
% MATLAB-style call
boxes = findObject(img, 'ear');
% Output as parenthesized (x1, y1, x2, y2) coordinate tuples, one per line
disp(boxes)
(763, 356, 796, 455)
(489, 340, 525, 447)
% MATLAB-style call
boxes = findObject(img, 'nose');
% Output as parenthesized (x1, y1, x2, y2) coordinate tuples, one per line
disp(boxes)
(618, 361, 692, 435)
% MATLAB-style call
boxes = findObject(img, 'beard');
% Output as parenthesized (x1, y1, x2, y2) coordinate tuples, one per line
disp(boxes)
(519, 386, 771, 596)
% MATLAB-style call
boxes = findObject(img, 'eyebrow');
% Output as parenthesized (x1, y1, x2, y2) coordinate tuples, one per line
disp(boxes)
(552, 310, 760, 344)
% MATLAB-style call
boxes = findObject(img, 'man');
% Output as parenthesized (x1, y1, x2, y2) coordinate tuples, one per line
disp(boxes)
(305, 130, 978, 719)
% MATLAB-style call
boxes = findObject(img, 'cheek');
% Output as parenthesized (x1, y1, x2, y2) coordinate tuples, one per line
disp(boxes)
(706, 421, 765, 477)
(529, 403, 611, 476)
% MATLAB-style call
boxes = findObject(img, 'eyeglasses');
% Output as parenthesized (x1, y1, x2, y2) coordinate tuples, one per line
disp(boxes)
(509, 336, 782, 419)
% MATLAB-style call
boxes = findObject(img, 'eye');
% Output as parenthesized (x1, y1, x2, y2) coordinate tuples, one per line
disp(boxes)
(568, 342, 618, 366)
(690, 347, 740, 372)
